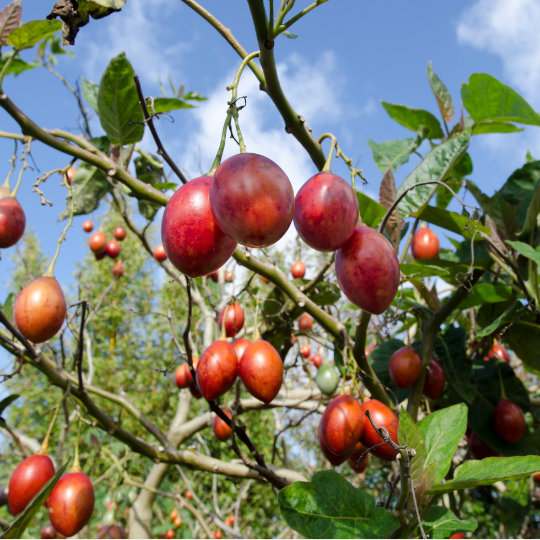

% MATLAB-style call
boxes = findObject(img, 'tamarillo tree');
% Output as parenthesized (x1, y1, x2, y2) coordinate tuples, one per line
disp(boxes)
(1, 1, 540, 539)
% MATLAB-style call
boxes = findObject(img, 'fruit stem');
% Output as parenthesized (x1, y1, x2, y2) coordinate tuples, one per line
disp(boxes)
(319, 133, 337, 173)
(44, 171, 74, 277)
(70, 415, 82, 473)
(497, 365, 507, 400)
(37, 405, 60, 456)
(253, 302, 262, 341)
(1, 141, 17, 194)
(207, 109, 233, 176)
(227, 51, 260, 104)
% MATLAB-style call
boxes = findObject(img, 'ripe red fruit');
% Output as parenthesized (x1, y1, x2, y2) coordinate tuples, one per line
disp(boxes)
(311, 353, 323, 368)
(214, 532, 222, 540)
(41, 523, 58, 539)
(365, 344, 376, 359)
(301, 344, 311, 358)
(189, 383, 203, 399)
(411, 227, 440, 260)
(96, 525, 124, 539)
(113, 226, 126, 241)
(488, 344, 510, 363)
(14, 276, 67, 343)
(89, 231, 107, 254)
(0, 196, 26, 248)
(174, 518, 182, 528)
(423, 358, 445, 400)
(8, 454, 55, 516)
(106, 240, 121, 259)
(320, 395, 364, 456)
(66, 168, 76, 184)
(449, 535, 465, 539)
(82, 220, 93, 233)
(389, 346, 422, 389)
(336, 226, 400, 315)
(186, 491, 193, 500)
(493, 399, 526, 443)
(240, 340, 283, 403)
(95, 250, 107, 261)
(207, 271, 219, 283)
(112, 261, 125, 278)
(233, 338, 250, 361)
(153, 243, 166, 262)
(469, 432, 500, 460)
(293, 172, 359, 252)
(533, 472, 540, 484)
(360, 399, 399, 461)
(228, 514, 235, 525)
(298, 313, 313, 331)
(48, 472, 94, 537)
(161, 176, 237, 277)
(348, 442, 369, 474)
(175, 358, 198, 389)
(197, 340, 239, 400)
(171, 510, 178, 521)
(291, 260, 306, 279)
(318, 424, 352, 465)
(212, 409, 233, 442)
(210, 153, 294, 248)
(218, 302, 245, 338)
(166, 530, 174, 539)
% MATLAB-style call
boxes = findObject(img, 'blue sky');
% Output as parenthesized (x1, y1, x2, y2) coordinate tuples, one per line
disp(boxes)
(1, 0, 540, 303)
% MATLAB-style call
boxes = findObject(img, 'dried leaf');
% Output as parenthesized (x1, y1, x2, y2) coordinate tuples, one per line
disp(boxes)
(484, 214, 509, 254)
(0, 0, 21, 52)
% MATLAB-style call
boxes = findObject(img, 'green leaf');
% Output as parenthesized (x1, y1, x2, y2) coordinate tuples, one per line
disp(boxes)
(475, 303, 515, 339)
(472, 122, 523, 135)
(435, 178, 463, 210)
(2, 291, 15, 323)
(152, 182, 177, 191)
(356, 191, 386, 228)
(380, 102, 444, 139)
(419, 506, 477, 539)
(0, 0, 21, 49)
(0, 393, 19, 415)
(520, 181, 540, 235)
(149, 97, 194, 114)
(134, 153, 164, 220)
(427, 62, 455, 122)
(81, 77, 99, 112)
(526, 150, 535, 163)
(418, 404, 468, 484)
(183, 91, 207, 101)
(97, 52, 144, 146)
(400, 263, 449, 279)
(397, 129, 471, 216)
(500, 477, 531, 537)
(282, 30, 298, 39)
(0, 52, 37, 76)
(367, 138, 417, 173)
(278, 470, 399, 539)
(307, 281, 341, 306)
(398, 408, 426, 490)
(0, 460, 69, 539)
(7, 20, 62, 50)
(462, 73, 540, 126)
(458, 283, 513, 310)
(504, 320, 540, 372)
(427, 456, 540, 495)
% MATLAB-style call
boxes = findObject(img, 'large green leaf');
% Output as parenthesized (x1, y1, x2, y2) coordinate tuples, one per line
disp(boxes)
(397, 130, 471, 215)
(427, 62, 454, 122)
(462, 73, 540, 126)
(418, 404, 468, 484)
(381, 102, 444, 139)
(419, 507, 477, 539)
(367, 138, 416, 173)
(472, 122, 523, 135)
(427, 456, 540, 495)
(398, 408, 427, 491)
(0, 460, 69, 539)
(278, 471, 399, 539)
(356, 191, 386, 228)
(504, 320, 540, 372)
(505, 240, 540, 265)
(0, 52, 37, 76)
(458, 283, 513, 310)
(81, 77, 99, 112)
(7, 20, 62, 50)
(520, 180, 540, 234)
(0, 393, 19, 416)
(1, 291, 15, 323)
(97, 52, 144, 146)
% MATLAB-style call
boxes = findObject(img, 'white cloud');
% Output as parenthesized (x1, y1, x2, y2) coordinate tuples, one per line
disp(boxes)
(362, 98, 377, 116)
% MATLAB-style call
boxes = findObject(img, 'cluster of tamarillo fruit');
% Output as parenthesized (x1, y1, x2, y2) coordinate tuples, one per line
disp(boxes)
(84, 221, 126, 277)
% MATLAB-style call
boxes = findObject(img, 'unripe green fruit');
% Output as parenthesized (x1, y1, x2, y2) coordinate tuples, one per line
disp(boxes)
(316, 364, 340, 396)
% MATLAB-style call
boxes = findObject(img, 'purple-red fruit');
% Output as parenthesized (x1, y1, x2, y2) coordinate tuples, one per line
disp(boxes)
(14, 277, 67, 343)
(105, 240, 120, 259)
(161, 176, 236, 277)
(8, 454, 55, 515)
(96, 525, 125, 539)
(389, 346, 422, 389)
(210, 153, 294, 248)
(493, 399, 526, 443)
(318, 424, 351, 466)
(218, 302, 245, 338)
(348, 442, 369, 474)
(82, 220, 93, 233)
(41, 524, 58, 539)
(320, 395, 364, 456)
(213, 410, 233, 442)
(233, 338, 250, 361)
(196, 340, 239, 400)
(154, 243, 167, 262)
(469, 432, 500, 460)
(360, 399, 399, 461)
(240, 340, 283, 403)
(293, 172, 358, 252)
(423, 358, 445, 400)
(112, 262, 125, 278)
(411, 228, 440, 260)
(336, 226, 400, 315)
(89, 232, 106, 254)
(0, 196, 26, 248)
(113, 226, 126, 241)
(298, 313, 313, 331)
(174, 358, 198, 389)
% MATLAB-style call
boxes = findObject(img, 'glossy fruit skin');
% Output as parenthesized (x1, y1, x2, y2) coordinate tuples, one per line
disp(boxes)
(89, 231, 107, 254)
(293, 172, 359, 252)
(298, 313, 313, 331)
(41, 523, 58, 539)
(240, 340, 283, 403)
(493, 399, 526, 443)
(336, 226, 400, 315)
(291, 261, 306, 279)
(174, 517, 182, 528)
(360, 400, 399, 461)
(112, 262, 125, 278)
(488, 344, 510, 363)
(214, 532, 222, 540)
(389, 346, 422, 389)
(318, 424, 352, 465)
(174, 363, 194, 389)
(48, 472, 94, 537)
(96, 525, 124, 539)
(423, 358, 445, 400)
(0, 197, 26, 248)
(212, 409, 233, 442)
(311, 353, 323, 368)
(66, 168, 76, 184)
(106, 240, 121, 259)
(189, 383, 203, 399)
(316, 364, 340, 396)
(218, 302, 245, 338)
(113, 226, 126, 241)
(186, 491, 192, 500)
(301, 344, 311, 358)
(348, 442, 369, 474)
(210, 153, 294, 248)
(320, 395, 364, 456)
(533, 472, 540, 484)
(259, 275, 270, 284)
(162, 176, 237, 277)
(166, 530, 174, 539)
(233, 338, 250, 361)
(95, 251, 106, 261)
(365, 344, 376, 359)
(228, 515, 235, 525)
(154, 243, 167, 262)
(8, 454, 55, 516)
(411, 228, 440, 260)
(82, 220, 94, 233)
(469, 432, 500, 460)
(14, 277, 67, 343)
(197, 340, 239, 400)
